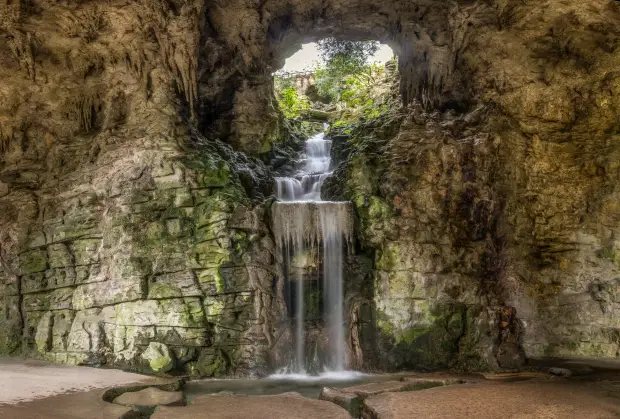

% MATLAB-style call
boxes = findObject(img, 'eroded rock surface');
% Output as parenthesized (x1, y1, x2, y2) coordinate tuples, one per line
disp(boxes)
(320, 376, 457, 417)
(360, 380, 620, 419)
(0, 0, 619, 376)
(113, 387, 185, 411)
(151, 392, 352, 419)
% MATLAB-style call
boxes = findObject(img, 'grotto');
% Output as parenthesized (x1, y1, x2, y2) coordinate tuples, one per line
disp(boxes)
(0, 0, 619, 418)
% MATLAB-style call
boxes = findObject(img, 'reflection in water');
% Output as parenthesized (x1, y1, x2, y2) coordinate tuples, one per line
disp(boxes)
(184, 373, 414, 401)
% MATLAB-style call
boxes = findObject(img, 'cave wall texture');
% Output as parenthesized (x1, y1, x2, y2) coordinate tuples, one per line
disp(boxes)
(0, 0, 619, 375)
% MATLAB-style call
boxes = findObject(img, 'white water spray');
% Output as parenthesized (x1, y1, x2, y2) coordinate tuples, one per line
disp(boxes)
(272, 126, 353, 373)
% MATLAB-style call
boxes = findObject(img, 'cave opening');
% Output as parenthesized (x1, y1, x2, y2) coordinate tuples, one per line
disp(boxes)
(2, 2, 619, 405)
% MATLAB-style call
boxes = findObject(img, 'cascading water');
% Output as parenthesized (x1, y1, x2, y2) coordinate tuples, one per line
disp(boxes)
(272, 126, 354, 374)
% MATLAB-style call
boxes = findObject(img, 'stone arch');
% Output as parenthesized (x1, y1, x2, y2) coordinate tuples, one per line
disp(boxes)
(196, 0, 474, 154)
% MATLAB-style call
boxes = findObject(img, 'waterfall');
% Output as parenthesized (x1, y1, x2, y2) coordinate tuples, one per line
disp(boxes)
(272, 126, 353, 373)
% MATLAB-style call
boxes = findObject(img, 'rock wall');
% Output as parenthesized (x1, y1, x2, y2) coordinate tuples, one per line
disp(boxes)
(0, 119, 284, 375)
(328, 47, 620, 370)
(0, 0, 619, 375)
(0, 0, 285, 376)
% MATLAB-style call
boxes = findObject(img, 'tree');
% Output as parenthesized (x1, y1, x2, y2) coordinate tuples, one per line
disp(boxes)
(317, 38, 380, 74)
(315, 39, 380, 100)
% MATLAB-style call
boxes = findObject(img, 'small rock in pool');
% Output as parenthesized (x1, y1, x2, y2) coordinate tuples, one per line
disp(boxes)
(548, 367, 572, 377)
(114, 387, 185, 408)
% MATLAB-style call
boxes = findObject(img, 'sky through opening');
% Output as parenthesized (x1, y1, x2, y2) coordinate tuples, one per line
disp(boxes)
(279, 42, 394, 73)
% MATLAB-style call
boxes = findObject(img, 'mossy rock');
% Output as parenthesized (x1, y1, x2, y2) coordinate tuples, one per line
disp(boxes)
(377, 301, 468, 370)
(142, 342, 175, 373)
(186, 348, 229, 377)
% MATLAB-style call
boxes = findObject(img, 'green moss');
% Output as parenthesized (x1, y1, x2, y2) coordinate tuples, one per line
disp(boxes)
(347, 155, 377, 197)
(376, 301, 467, 369)
(376, 243, 400, 271)
(150, 354, 172, 372)
(194, 244, 230, 268)
(188, 349, 229, 377)
(215, 271, 225, 293)
(232, 231, 249, 254)
(205, 298, 225, 317)
(19, 249, 48, 274)
(148, 283, 182, 299)
(399, 326, 431, 345)
(0, 330, 21, 355)
(596, 246, 620, 267)
(200, 159, 231, 188)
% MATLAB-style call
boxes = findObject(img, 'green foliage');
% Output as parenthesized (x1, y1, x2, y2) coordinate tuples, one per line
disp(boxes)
(273, 40, 395, 131)
(314, 39, 382, 101)
(314, 66, 341, 101)
(276, 85, 311, 118)
(317, 38, 380, 75)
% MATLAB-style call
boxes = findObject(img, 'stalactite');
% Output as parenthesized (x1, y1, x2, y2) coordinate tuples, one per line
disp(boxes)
(7, 31, 38, 81)
(66, 91, 101, 133)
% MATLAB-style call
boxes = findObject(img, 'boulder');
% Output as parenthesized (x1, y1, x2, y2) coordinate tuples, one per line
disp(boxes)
(142, 343, 175, 373)
(113, 387, 185, 410)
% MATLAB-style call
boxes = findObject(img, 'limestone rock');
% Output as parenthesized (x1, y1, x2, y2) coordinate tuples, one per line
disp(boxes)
(0, 0, 618, 378)
(141, 343, 175, 373)
(319, 387, 362, 418)
(360, 381, 620, 419)
(113, 387, 185, 410)
(151, 392, 351, 419)
(320, 377, 456, 416)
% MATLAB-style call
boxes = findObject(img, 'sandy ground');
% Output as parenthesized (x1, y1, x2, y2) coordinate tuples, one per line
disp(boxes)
(0, 357, 148, 405)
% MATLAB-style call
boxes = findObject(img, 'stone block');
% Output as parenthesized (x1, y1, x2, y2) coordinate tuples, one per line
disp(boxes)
(152, 160, 176, 178)
(204, 292, 253, 326)
(195, 223, 229, 244)
(75, 263, 105, 284)
(35, 311, 53, 353)
(0, 295, 22, 354)
(46, 267, 77, 289)
(67, 308, 104, 353)
(72, 278, 142, 310)
(71, 239, 101, 265)
(195, 268, 220, 295)
(102, 298, 206, 328)
(23, 288, 73, 312)
(51, 310, 75, 351)
(26, 231, 46, 248)
(228, 205, 268, 233)
(194, 244, 230, 268)
(148, 271, 203, 299)
(0, 275, 19, 296)
(174, 188, 194, 207)
(165, 218, 183, 237)
(22, 272, 48, 294)
(19, 249, 48, 274)
(153, 168, 185, 189)
(319, 387, 363, 418)
(218, 266, 251, 293)
(152, 326, 211, 347)
(123, 190, 152, 205)
(151, 252, 192, 275)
